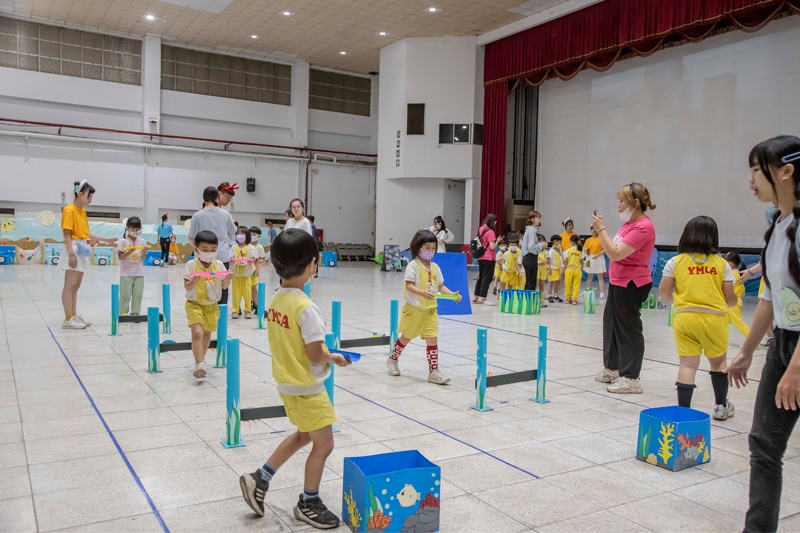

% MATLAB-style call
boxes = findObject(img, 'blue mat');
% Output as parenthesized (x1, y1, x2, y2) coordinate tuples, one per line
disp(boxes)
(432, 253, 472, 315)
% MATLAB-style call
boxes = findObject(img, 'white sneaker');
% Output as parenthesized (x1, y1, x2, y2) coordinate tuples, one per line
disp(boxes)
(427, 369, 450, 385)
(75, 315, 92, 327)
(713, 400, 735, 420)
(193, 362, 207, 379)
(607, 377, 643, 394)
(244, 312, 252, 319)
(232, 313, 240, 319)
(483, 300, 497, 307)
(594, 368, 619, 383)
(600, 292, 606, 299)
(62, 316, 87, 329)
(386, 357, 401, 376)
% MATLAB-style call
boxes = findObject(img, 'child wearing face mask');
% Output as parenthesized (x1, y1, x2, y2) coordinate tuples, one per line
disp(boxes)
(537, 235, 550, 302)
(500, 235, 524, 291)
(493, 236, 507, 295)
(116, 217, 146, 315)
(387, 230, 461, 385)
(230, 226, 260, 319)
(184, 231, 233, 379)
(249, 226, 268, 314)
(563, 234, 584, 305)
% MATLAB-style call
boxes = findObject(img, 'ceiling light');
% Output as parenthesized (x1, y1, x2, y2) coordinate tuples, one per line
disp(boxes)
(377, 31, 389, 36)
(250, 34, 258, 39)
(339, 51, 347, 55)
(281, 11, 294, 16)
(145, 14, 156, 20)
(426, 7, 440, 12)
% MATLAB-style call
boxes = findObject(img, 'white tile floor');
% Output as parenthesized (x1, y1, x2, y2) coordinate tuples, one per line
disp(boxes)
(0, 263, 798, 532)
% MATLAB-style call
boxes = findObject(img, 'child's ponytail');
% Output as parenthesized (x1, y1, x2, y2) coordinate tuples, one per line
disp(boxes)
(570, 234, 582, 252)
(750, 136, 800, 289)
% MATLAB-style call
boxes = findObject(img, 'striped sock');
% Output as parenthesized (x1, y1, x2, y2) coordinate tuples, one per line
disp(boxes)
(259, 462, 276, 483)
(303, 488, 320, 501)
(390, 339, 407, 361)
(426, 344, 439, 371)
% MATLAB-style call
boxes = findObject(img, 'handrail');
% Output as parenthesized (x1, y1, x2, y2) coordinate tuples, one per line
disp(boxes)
(0, 117, 378, 159)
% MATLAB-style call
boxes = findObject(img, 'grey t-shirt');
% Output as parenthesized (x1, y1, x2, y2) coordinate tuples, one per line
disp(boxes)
(188, 207, 237, 263)
(267, 227, 277, 245)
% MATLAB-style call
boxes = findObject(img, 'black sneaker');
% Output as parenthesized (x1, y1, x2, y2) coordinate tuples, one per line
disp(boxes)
(239, 470, 269, 517)
(556, 297, 564, 303)
(294, 495, 340, 529)
(548, 297, 554, 303)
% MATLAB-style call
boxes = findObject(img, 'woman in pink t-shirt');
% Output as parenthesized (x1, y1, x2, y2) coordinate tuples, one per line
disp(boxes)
(591, 183, 657, 394)
(473, 214, 498, 306)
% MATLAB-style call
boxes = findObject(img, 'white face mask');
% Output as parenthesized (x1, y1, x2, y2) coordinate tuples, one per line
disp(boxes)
(509, 246, 518, 252)
(195, 249, 215, 263)
(128, 229, 140, 237)
(499, 245, 507, 251)
(619, 208, 633, 223)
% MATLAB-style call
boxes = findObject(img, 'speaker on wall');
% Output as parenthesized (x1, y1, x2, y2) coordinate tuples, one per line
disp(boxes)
(246, 178, 256, 192)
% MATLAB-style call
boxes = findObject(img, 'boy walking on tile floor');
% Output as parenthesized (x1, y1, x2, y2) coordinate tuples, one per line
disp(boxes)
(239, 228, 351, 529)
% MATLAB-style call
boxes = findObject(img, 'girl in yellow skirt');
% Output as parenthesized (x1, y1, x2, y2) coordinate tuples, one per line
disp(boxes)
(658, 216, 737, 419)
(563, 235, 583, 305)
(230, 226, 260, 319)
(387, 229, 461, 385)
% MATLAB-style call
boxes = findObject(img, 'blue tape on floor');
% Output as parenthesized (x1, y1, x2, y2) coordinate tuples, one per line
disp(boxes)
(47, 327, 171, 533)
(238, 341, 539, 479)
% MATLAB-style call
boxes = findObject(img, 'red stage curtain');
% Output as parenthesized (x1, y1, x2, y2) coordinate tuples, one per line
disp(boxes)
(479, 0, 800, 229)
(479, 82, 508, 237)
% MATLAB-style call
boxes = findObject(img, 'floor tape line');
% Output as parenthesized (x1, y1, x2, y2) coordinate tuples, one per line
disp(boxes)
(47, 327, 171, 533)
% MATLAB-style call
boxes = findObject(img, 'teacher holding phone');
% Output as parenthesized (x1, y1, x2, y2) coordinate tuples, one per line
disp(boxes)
(591, 183, 656, 394)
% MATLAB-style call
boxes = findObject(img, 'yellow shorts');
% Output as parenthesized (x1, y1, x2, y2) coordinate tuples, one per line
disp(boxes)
(500, 271, 519, 286)
(185, 301, 219, 332)
(279, 391, 338, 433)
(494, 267, 502, 278)
(549, 270, 560, 282)
(537, 267, 548, 280)
(397, 304, 438, 340)
(673, 312, 729, 358)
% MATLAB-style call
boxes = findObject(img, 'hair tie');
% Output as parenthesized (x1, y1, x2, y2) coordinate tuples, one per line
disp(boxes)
(74, 179, 87, 194)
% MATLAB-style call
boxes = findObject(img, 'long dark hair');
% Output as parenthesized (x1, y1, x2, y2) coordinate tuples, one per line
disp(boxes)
(750, 135, 800, 289)
(433, 216, 447, 233)
(481, 213, 497, 231)
(678, 216, 719, 255)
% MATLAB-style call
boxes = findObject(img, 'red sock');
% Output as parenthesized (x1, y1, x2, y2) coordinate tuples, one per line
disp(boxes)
(390, 339, 407, 360)
(426, 344, 439, 371)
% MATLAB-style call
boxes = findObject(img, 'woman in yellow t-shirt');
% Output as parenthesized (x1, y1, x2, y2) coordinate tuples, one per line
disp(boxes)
(60, 180, 118, 330)
(583, 227, 607, 298)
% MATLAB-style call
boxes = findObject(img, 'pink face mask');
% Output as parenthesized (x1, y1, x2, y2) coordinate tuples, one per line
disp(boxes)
(419, 250, 436, 261)
(236, 234, 246, 243)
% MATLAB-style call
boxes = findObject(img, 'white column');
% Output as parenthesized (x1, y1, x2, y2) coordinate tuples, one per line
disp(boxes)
(141, 34, 161, 141)
(369, 75, 379, 155)
(291, 61, 309, 148)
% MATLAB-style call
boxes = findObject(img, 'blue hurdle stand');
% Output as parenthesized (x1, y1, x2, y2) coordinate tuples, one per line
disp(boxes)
(222, 338, 246, 448)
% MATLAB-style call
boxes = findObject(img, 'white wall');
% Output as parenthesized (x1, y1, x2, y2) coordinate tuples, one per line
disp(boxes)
(536, 16, 800, 247)
(442, 180, 466, 244)
(0, 32, 378, 243)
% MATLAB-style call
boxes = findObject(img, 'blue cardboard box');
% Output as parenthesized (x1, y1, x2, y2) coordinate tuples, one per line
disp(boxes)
(0, 245, 15, 265)
(636, 406, 710, 471)
(343, 450, 440, 533)
(92, 246, 115, 265)
(321, 251, 337, 267)
(44, 243, 64, 266)
(144, 250, 162, 266)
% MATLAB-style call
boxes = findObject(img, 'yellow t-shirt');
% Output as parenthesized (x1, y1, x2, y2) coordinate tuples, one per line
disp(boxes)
(503, 248, 522, 273)
(268, 289, 330, 395)
(403, 259, 443, 310)
(183, 258, 225, 304)
(732, 268, 745, 298)
(565, 246, 582, 268)
(560, 232, 577, 249)
(584, 237, 603, 256)
(538, 251, 548, 269)
(672, 254, 729, 314)
(230, 244, 258, 277)
(61, 204, 90, 240)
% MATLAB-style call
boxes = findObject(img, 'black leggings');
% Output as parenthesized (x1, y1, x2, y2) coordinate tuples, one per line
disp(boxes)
(522, 254, 538, 291)
(159, 237, 170, 264)
(602, 281, 651, 379)
(475, 259, 494, 298)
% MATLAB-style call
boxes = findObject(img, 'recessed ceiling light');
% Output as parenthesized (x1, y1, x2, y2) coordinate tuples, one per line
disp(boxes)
(339, 51, 347, 55)
(377, 31, 389, 36)
(426, 7, 440, 12)
(145, 14, 156, 20)
(281, 11, 294, 16)
(250, 34, 258, 39)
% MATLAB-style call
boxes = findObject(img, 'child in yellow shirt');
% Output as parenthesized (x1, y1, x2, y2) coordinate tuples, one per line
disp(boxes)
(492, 236, 506, 295)
(183, 231, 232, 379)
(563, 235, 583, 305)
(658, 216, 737, 419)
(249, 226, 268, 315)
(500, 235, 523, 290)
(547, 235, 563, 303)
(724, 252, 750, 338)
(239, 228, 350, 529)
(230, 227, 260, 319)
(387, 229, 461, 384)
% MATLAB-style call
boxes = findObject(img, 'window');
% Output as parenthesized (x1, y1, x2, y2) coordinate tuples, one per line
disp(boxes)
(85, 211, 120, 222)
(161, 45, 291, 106)
(309, 69, 370, 116)
(0, 16, 141, 85)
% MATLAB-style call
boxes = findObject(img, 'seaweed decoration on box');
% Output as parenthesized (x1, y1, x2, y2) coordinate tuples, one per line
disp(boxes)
(344, 487, 361, 530)
(367, 510, 392, 530)
(658, 422, 675, 465)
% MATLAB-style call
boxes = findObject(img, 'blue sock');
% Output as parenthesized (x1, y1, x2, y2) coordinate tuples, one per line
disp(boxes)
(303, 488, 320, 501)
(259, 462, 276, 483)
